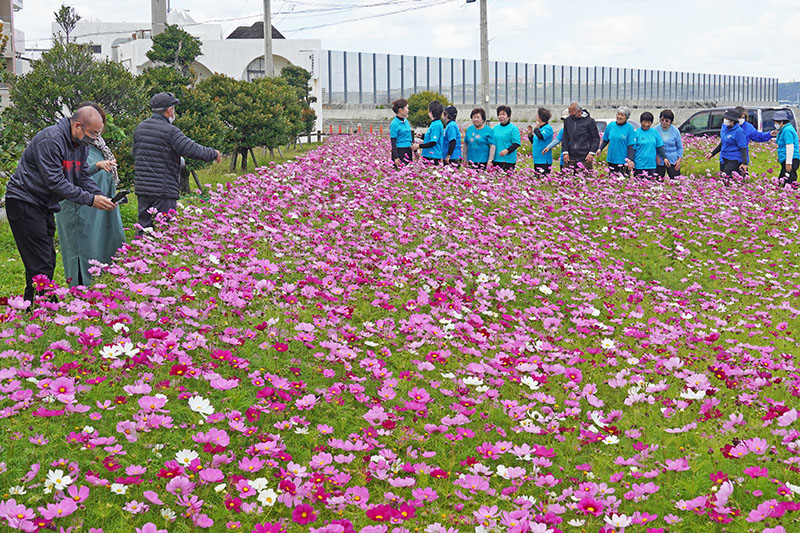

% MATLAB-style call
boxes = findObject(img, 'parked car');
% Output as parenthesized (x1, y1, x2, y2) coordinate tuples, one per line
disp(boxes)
(678, 107, 797, 136)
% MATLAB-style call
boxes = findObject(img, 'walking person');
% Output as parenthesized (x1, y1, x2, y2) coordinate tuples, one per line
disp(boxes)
(4, 105, 116, 303)
(597, 106, 635, 176)
(526, 108, 554, 175)
(55, 102, 125, 287)
(492, 105, 521, 171)
(133, 92, 221, 232)
(707, 109, 748, 180)
(561, 102, 600, 171)
(463, 108, 496, 169)
(442, 106, 463, 167)
(418, 101, 445, 165)
(627, 112, 669, 179)
(654, 110, 683, 178)
(390, 98, 418, 167)
(772, 110, 799, 186)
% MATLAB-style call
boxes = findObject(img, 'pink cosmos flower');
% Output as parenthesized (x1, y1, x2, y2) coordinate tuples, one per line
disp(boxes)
(38, 499, 78, 520)
(292, 503, 317, 525)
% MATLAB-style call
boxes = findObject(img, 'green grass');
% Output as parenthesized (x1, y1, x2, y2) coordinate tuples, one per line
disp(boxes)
(0, 144, 321, 298)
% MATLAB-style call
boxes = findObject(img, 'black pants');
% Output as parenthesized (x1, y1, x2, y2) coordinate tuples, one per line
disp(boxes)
(422, 157, 442, 165)
(137, 195, 178, 233)
(607, 163, 629, 176)
(533, 163, 552, 176)
(565, 154, 593, 171)
(656, 165, 680, 178)
(633, 168, 658, 180)
(5, 198, 57, 303)
(720, 159, 745, 179)
(494, 161, 516, 171)
(445, 158, 462, 168)
(394, 147, 413, 167)
(779, 159, 799, 186)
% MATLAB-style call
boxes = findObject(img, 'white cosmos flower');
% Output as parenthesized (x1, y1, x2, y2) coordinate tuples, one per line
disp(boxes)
(603, 435, 620, 445)
(538, 285, 553, 295)
(600, 339, 615, 350)
(175, 449, 199, 467)
(680, 389, 706, 400)
(99, 345, 122, 360)
(110, 483, 128, 495)
(45, 469, 74, 491)
(258, 488, 278, 506)
(160, 508, 177, 521)
(188, 395, 214, 417)
(604, 514, 632, 528)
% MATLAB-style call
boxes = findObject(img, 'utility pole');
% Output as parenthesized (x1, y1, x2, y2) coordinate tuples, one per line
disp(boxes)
(480, 0, 489, 106)
(263, 0, 274, 77)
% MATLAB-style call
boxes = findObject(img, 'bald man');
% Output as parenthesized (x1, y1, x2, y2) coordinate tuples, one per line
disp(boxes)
(4, 105, 117, 303)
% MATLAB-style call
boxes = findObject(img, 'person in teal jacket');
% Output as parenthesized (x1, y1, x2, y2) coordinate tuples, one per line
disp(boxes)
(442, 106, 463, 167)
(493, 105, 521, 171)
(389, 98, 418, 167)
(464, 108, 496, 169)
(627, 112, 668, 180)
(542, 108, 569, 170)
(598, 106, 635, 176)
(526, 108, 554, 175)
(772, 110, 799, 186)
(418, 101, 445, 164)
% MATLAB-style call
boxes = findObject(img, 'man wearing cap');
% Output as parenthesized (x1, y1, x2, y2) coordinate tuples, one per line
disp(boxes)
(133, 92, 221, 231)
(4, 105, 117, 303)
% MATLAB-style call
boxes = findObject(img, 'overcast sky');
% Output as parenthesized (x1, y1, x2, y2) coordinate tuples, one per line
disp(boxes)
(15, 0, 800, 80)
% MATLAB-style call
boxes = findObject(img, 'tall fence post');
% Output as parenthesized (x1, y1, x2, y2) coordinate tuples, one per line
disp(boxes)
(372, 53, 377, 104)
(327, 50, 333, 104)
(343, 52, 348, 103)
(358, 52, 363, 104)
(386, 54, 391, 102)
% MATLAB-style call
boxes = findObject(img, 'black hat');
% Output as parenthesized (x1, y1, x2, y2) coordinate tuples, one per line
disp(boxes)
(444, 106, 458, 120)
(150, 92, 180, 110)
(723, 109, 740, 121)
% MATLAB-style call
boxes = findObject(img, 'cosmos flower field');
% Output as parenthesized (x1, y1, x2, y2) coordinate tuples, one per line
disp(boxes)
(1, 134, 799, 533)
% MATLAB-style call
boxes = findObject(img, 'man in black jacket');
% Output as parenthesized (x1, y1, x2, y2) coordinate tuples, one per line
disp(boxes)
(133, 92, 221, 231)
(561, 101, 600, 170)
(4, 106, 117, 303)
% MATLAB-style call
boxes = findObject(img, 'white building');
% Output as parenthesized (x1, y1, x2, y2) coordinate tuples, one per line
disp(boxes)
(1, 0, 24, 74)
(61, 10, 323, 129)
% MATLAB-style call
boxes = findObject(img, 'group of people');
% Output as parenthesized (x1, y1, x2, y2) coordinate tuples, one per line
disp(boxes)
(389, 100, 799, 185)
(4, 92, 221, 303)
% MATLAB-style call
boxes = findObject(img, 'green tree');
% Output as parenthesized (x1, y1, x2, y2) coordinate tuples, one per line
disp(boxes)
(2, 41, 145, 186)
(280, 65, 317, 137)
(197, 74, 301, 170)
(146, 25, 202, 76)
(54, 4, 81, 44)
(407, 91, 452, 128)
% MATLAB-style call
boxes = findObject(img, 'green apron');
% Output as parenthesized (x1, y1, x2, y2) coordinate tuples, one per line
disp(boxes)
(55, 145, 125, 287)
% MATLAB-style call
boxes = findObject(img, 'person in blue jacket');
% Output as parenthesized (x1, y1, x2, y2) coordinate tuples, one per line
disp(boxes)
(389, 98, 418, 167)
(626, 112, 668, 179)
(542, 108, 569, 170)
(492, 105, 521, 171)
(707, 109, 749, 179)
(655, 109, 683, 178)
(442, 106, 463, 167)
(735, 106, 773, 160)
(526, 107, 554, 175)
(418, 101, 445, 165)
(598, 106, 635, 176)
(464, 108, 496, 169)
(772, 110, 799, 186)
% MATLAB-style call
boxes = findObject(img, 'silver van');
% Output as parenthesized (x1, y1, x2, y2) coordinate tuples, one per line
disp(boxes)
(678, 107, 797, 136)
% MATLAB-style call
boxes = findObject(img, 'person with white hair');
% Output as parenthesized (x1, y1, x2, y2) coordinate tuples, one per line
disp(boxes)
(561, 101, 600, 171)
(597, 106, 635, 176)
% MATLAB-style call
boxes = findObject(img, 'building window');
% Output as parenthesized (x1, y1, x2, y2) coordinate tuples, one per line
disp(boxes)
(91, 45, 102, 54)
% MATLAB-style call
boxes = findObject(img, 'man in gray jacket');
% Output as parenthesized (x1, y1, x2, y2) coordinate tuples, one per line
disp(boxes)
(4, 105, 116, 303)
(133, 92, 221, 231)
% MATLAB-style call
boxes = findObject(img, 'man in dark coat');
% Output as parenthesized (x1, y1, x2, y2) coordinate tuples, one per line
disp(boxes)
(133, 92, 221, 231)
(4, 106, 117, 303)
(562, 101, 600, 170)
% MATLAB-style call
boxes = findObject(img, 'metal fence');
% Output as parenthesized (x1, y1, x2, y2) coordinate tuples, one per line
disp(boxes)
(322, 50, 778, 107)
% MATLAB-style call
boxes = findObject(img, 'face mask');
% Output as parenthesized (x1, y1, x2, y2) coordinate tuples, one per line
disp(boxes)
(724, 119, 734, 127)
(775, 122, 783, 130)
(168, 111, 176, 124)
(77, 126, 95, 146)
(738, 118, 745, 125)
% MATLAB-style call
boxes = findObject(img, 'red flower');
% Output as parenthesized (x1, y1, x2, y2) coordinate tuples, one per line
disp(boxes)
(273, 342, 289, 352)
(225, 494, 242, 513)
(366, 504, 397, 522)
